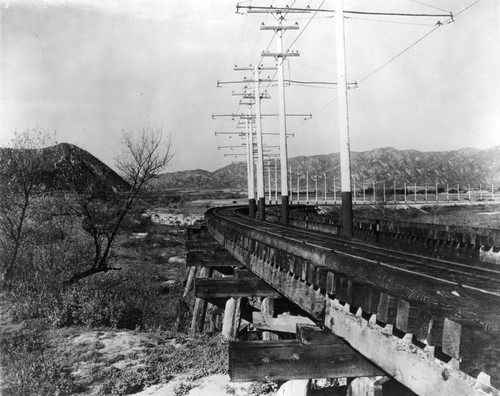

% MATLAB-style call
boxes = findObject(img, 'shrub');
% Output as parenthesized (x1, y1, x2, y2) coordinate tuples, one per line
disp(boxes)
(0, 329, 82, 396)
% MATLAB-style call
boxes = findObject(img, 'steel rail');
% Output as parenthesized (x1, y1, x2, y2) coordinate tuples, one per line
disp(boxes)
(212, 206, 500, 295)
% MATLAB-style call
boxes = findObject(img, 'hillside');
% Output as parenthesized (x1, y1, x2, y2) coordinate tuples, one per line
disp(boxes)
(155, 146, 500, 190)
(0, 142, 130, 192)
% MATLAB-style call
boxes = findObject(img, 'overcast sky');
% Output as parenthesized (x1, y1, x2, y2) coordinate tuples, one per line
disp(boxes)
(1, 0, 499, 172)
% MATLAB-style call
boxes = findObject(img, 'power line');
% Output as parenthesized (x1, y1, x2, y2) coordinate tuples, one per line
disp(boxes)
(346, 15, 436, 27)
(406, 0, 451, 13)
(358, 26, 442, 83)
(238, 5, 452, 18)
(289, 59, 336, 77)
(293, 0, 483, 133)
(285, 0, 326, 52)
(285, 79, 357, 86)
(358, 0, 484, 84)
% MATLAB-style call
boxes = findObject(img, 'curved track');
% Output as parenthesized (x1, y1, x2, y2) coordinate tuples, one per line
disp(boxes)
(206, 206, 500, 395)
(213, 206, 500, 297)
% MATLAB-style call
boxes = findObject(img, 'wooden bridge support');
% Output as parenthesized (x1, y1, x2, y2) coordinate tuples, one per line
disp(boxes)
(190, 266, 213, 335)
(221, 297, 242, 340)
(262, 297, 279, 341)
(276, 380, 311, 396)
(229, 324, 383, 383)
(182, 266, 196, 298)
(347, 377, 416, 396)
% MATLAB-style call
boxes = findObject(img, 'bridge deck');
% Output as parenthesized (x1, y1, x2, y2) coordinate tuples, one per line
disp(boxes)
(205, 206, 500, 396)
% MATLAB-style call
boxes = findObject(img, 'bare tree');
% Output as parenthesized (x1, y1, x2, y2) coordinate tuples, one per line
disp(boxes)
(64, 127, 174, 284)
(0, 128, 54, 289)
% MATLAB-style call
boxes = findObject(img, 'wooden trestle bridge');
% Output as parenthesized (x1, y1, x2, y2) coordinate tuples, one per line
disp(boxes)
(184, 205, 500, 396)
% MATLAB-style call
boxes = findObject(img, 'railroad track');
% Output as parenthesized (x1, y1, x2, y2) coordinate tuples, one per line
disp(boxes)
(206, 205, 500, 394)
(215, 206, 500, 297)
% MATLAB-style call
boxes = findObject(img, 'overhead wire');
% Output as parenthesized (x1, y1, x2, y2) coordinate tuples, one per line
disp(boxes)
(406, 0, 451, 13)
(285, 0, 327, 52)
(358, 0, 482, 84)
(240, 5, 452, 18)
(346, 15, 436, 26)
(289, 59, 336, 76)
(231, 0, 482, 149)
(288, 0, 483, 139)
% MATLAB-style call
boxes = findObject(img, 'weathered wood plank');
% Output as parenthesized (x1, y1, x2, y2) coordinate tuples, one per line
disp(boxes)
(234, 268, 258, 279)
(347, 377, 417, 396)
(195, 277, 281, 298)
(185, 241, 223, 251)
(296, 324, 343, 345)
(190, 266, 213, 335)
(252, 312, 315, 333)
(261, 297, 279, 341)
(396, 299, 410, 333)
(229, 340, 383, 382)
(324, 297, 499, 396)
(442, 318, 462, 360)
(182, 266, 196, 298)
(377, 293, 390, 324)
(186, 251, 241, 267)
(222, 297, 241, 340)
(237, 248, 325, 320)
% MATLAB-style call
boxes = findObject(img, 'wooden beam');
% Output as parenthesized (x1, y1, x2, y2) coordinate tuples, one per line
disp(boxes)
(347, 377, 417, 396)
(190, 267, 213, 335)
(186, 251, 241, 267)
(261, 297, 279, 341)
(229, 339, 383, 382)
(296, 323, 342, 345)
(324, 297, 499, 396)
(252, 312, 315, 333)
(442, 318, 461, 361)
(222, 297, 241, 340)
(185, 241, 223, 251)
(245, 251, 326, 320)
(234, 268, 259, 279)
(195, 278, 281, 298)
(182, 266, 196, 298)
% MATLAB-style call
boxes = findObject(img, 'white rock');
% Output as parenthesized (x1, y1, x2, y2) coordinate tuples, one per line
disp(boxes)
(276, 380, 310, 396)
(168, 256, 186, 265)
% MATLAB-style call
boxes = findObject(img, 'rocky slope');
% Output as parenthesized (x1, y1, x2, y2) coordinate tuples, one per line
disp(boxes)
(0, 142, 130, 192)
(155, 146, 500, 190)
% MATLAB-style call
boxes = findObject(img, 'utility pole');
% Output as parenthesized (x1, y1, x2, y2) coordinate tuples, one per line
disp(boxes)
(324, 173, 327, 204)
(245, 118, 256, 216)
(306, 169, 309, 204)
(262, 17, 300, 225)
(315, 176, 318, 204)
(274, 157, 278, 204)
(334, 175, 337, 203)
(335, 0, 353, 237)
(216, 64, 278, 221)
(268, 161, 272, 204)
(297, 167, 300, 204)
(254, 64, 266, 219)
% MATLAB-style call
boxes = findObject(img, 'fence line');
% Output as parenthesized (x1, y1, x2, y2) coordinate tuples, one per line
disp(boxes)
(285, 179, 499, 205)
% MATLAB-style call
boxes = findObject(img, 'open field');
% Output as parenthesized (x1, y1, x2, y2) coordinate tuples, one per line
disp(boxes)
(0, 197, 275, 396)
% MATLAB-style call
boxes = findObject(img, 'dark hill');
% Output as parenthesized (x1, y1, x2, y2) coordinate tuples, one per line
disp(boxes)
(154, 146, 500, 190)
(0, 143, 130, 192)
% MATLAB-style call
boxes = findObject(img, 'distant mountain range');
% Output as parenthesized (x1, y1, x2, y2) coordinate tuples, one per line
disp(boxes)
(154, 146, 500, 190)
(2, 144, 498, 193)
